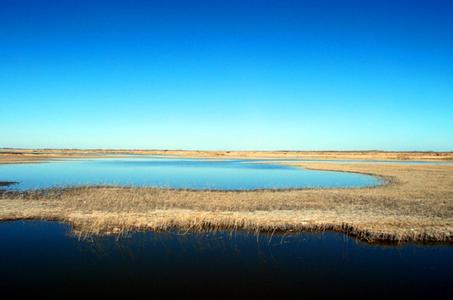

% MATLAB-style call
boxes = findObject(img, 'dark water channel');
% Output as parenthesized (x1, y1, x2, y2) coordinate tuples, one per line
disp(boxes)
(0, 221, 451, 299)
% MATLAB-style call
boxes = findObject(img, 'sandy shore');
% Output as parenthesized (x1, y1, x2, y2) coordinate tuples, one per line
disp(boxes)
(1, 151, 452, 243)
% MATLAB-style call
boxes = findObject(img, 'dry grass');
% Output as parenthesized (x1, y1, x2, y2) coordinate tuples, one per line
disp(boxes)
(1, 158, 452, 243)
(2, 148, 453, 163)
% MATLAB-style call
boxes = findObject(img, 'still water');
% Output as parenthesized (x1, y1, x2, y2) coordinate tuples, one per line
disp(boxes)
(0, 157, 379, 190)
(0, 221, 451, 298)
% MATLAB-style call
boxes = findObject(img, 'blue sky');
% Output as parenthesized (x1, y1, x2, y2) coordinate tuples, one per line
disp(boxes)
(1, 0, 452, 150)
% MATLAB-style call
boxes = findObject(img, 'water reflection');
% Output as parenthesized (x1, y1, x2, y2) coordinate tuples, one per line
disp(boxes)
(0, 221, 452, 298)
(0, 157, 379, 190)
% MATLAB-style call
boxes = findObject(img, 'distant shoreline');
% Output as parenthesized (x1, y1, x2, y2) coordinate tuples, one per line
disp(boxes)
(1, 148, 453, 165)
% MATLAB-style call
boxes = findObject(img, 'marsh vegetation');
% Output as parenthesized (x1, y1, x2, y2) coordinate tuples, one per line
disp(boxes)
(1, 153, 452, 243)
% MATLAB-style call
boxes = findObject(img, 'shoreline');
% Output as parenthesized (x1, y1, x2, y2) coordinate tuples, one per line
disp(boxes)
(2, 149, 453, 164)
(1, 153, 452, 244)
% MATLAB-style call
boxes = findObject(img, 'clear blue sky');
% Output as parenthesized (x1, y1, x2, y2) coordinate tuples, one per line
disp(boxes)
(1, 0, 452, 151)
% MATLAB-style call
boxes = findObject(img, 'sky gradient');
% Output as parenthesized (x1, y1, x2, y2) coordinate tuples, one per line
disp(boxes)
(1, 0, 452, 150)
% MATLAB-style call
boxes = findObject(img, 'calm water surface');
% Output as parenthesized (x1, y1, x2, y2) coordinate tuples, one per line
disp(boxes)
(0, 157, 379, 190)
(0, 221, 452, 298)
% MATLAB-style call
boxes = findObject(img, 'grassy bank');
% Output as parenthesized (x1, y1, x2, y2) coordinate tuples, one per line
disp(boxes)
(1, 148, 453, 163)
(1, 159, 452, 243)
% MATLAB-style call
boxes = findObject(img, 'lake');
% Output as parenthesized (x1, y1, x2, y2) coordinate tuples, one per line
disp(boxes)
(0, 221, 451, 298)
(0, 157, 379, 190)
